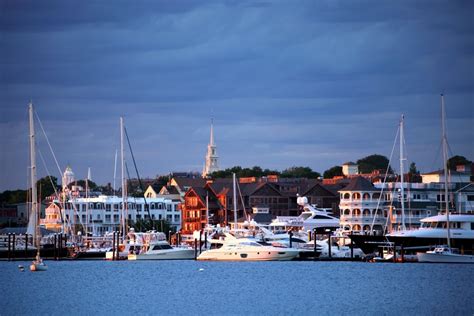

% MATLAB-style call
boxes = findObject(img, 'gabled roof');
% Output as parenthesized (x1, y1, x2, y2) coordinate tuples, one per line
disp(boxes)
(340, 176, 376, 192)
(186, 187, 223, 210)
(172, 178, 207, 190)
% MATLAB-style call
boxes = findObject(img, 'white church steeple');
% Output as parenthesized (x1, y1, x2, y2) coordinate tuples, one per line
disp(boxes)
(202, 118, 219, 177)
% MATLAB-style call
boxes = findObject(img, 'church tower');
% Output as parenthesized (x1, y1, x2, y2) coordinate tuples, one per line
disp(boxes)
(202, 119, 219, 177)
(62, 165, 75, 190)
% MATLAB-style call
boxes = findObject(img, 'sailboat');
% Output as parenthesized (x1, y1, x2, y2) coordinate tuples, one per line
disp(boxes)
(28, 102, 47, 272)
(417, 95, 474, 264)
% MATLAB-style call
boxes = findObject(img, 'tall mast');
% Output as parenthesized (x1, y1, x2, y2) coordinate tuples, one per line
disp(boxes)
(399, 114, 406, 230)
(441, 94, 451, 249)
(120, 117, 127, 241)
(29, 102, 39, 248)
(233, 173, 238, 229)
(113, 149, 118, 195)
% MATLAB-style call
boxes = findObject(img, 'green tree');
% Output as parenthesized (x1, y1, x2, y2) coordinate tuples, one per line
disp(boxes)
(75, 179, 98, 191)
(357, 154, 393, 174)
(36, 176, 59, 199)
(323, 166, 343, 179)
(408, 162, 422, 183)
(447, 155, 472, 170)
(0, 190, 27, 204)
(281, 166, 321, 179)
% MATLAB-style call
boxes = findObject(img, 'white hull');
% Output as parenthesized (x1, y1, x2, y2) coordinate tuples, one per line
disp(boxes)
(128, 249, 195, 260)
(417, 252, 474, 263)
(197, 248, 299, 261)
(105, 250, 128, 260)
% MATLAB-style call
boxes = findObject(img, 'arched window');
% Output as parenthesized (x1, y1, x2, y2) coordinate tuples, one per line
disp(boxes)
(352, 224, 362, 231)
(363, 225, 371, 231)
(352, 193, 361, 200)
(343, 193, 350, 200)
(363, 209, 371, 216)
(343, 209, 350, 216)
(373, 193, 381, 200)
(362, 193, 370, 200)
(353, 209, 361, 216)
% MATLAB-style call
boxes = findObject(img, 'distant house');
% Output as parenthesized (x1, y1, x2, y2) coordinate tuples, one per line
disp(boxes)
(421, 169, 470, 184)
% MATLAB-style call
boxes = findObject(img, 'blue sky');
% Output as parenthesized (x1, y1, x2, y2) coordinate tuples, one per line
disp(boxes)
(1, 0, 473, 190)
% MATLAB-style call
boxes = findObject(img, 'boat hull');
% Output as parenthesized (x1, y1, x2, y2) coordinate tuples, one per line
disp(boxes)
(30, 262, 48, 271)
(128, 249, 195, 260)
(349, 234, 474, 255)
(417, 252, 474, 263)
(197, 249, 299, 261)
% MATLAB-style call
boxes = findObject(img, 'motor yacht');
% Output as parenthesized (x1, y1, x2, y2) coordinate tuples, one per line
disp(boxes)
(197, 233, 299, 261)
(128, 240, 195, 260)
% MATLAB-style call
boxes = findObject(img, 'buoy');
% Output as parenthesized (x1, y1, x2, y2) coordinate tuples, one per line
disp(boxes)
(18, 265, 25, 272)
(199, 268, 204, 272)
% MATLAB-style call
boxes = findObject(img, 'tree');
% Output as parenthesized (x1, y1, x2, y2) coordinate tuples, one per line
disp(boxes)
(36, 176, 59, 199)
(0, 190, 27, 205)
(447, 155, 472, 170)
(75, 179, 98, 191)
(210, 166, 280, 179)
(323, 166, 343, 179)
(357, 154, 393, 174)
(408, 162, 422, 183)
(280, 166, 321, 179)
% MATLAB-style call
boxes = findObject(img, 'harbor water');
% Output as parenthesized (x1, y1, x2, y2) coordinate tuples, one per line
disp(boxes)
(1, 260, 473, 315)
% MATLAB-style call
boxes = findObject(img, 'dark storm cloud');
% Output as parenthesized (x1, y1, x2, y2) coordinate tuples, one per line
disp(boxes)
(1, 0, 473, 190)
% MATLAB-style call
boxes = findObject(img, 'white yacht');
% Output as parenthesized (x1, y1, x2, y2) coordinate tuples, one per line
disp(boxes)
(128, 240, 194, 260)
(269, 196, 339, 232)
(417, 246, 474, 263)
(197, 233, 299, 261)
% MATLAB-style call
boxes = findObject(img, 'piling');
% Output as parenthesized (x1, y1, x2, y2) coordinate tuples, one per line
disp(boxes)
(313, 229, 317, 261)
(289, 231, 293, 248)
(308, 230, 312, 242)
(54, 234, 57, 260)
(194, 238, 198, 260)
(57, 234, 62, 260)
(168, 230, 172, 244)
(204, 232, 208, 251)
(328, 234, 332, 259)
(116, 231, 120, 260)
(112, 231, 116, 261)
(7, 233, 11, 261)
(199, 230, 203, 254)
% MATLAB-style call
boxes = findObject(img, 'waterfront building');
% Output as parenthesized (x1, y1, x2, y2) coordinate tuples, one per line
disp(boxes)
(41, 195, 181, 235)
(339, 176, 474, 234)
(202, 119, 219, 177)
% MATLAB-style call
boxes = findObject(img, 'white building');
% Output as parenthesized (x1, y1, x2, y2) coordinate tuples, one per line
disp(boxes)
(62, 165, 75, 190)
(41, 195, 181, 235)
(202, 119, 219, 177)
(339, 176, 474, 234)
(342, 162, 358, 176)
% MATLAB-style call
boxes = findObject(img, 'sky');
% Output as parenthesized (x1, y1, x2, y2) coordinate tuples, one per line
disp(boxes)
(1, 0, 473, 191)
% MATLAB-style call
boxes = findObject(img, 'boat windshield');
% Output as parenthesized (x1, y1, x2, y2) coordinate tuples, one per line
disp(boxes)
(300, 213, 312, 220)
(238, 241, 262, 247)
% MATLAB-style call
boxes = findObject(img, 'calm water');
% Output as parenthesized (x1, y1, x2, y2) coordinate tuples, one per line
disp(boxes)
(1, 260, 473, 315)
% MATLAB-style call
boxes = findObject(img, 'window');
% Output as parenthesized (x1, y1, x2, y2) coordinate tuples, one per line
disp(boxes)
(362, 193, 370, 200)
(343, 193, 350, 200)
(352, 193, 361, 200)
(467, 195, 474, 202)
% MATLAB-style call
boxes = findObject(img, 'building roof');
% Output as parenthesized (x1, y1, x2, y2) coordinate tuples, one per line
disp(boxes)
(422, 169, 466, 176)
(340, 176, 376, 191)
(342, 161, 357, 166)
(173, 178, 207, 190)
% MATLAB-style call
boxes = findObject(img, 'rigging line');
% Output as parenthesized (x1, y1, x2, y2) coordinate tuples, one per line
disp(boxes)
(370, 124, 400, 234)
(34, 110, 62, 177)
(124, 126, 152, 226)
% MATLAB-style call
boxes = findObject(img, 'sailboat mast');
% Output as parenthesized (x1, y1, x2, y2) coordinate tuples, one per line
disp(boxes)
(441, 94, 451, 249)
(120, 117, 127, 241)
(233, 173, 238, 229)
(399, 115, 406, 230)
(29, 102, 39, 249)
